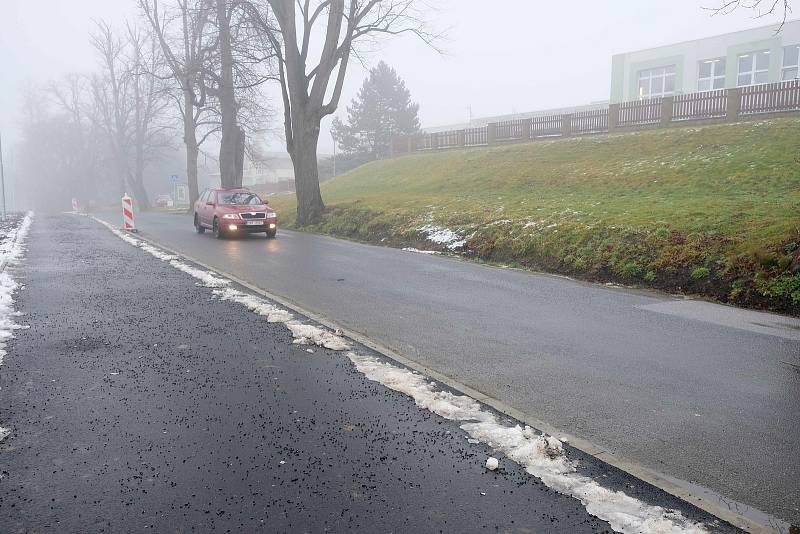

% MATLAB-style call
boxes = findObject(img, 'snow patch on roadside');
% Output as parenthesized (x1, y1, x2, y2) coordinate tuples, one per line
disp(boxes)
(167, 260, 229, 288)
(0, 213, 34, 366)
(286, 322, 349, 351)
(0, 212, 34, 443)
(94, 216, 349, 351)
(213, 287, 294, 324)
(92, 217, 230, 288)
(348, 351, 707, 534)
(418, 224, 466, 250)
(402, 247, 441, 255)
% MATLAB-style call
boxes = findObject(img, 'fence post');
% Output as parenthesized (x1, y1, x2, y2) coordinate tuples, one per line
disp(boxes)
(487, 122, 497, 145)
(608, 104, 620, 132)
(561, 114, 573, 137)
(457, 129, 466, 147)
(726, 88, 741, 122)
(661, 96, 674, 126)
(520, 118, 532, 140)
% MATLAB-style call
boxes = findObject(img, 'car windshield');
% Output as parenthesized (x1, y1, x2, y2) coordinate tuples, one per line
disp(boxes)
(217, 192, 262, 205)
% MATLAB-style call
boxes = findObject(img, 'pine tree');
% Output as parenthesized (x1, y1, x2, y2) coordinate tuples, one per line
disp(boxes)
(332, 61, 420, 162)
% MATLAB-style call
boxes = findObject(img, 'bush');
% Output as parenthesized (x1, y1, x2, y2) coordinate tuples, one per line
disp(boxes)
(618, 261, 642, 279)
(691, 267, 711, 280)
(757, 274, 800, 304)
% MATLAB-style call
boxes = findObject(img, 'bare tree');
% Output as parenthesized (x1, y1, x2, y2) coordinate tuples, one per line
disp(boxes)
(139, 0, 218, 207)
(244, 1, 439, 225)
(128, 25, 172, 208)
(89, 21, 171, 209)
(708, 1, 792, 29)
(90, 22, 133, 199)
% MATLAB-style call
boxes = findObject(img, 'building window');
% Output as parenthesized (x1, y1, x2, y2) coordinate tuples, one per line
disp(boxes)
(698, 58, 726, 91)
(737, 50, 770, 86)
(637, 65, 676, 99)
(782, 45, 800, 80)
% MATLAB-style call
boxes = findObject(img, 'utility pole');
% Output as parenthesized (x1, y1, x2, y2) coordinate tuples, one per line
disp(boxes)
(0, 132, 6, 220)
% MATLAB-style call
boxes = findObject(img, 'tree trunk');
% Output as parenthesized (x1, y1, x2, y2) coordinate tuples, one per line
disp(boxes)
(132, 146, 150, 210)
(291, 122, 325, 225)
(130, 175, 150, 212)
(234, 126, 245, 186)
(183, 89, 200, 208)
(216, 0, 240, 188)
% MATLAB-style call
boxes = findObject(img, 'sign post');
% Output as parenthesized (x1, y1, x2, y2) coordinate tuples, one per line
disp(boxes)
(122, 193, 137, 232)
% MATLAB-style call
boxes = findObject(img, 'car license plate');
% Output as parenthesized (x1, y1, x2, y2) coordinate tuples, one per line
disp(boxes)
(246, 220, 265, 226)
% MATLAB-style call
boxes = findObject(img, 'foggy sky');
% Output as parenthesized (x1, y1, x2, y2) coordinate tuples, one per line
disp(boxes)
(0, 0, 787, 152)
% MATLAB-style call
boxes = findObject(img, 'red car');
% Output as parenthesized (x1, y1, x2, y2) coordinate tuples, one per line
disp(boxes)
(194, 188, 277, 238)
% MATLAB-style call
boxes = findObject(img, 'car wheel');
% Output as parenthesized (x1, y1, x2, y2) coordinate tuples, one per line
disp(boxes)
(194, 214, 205, 234)
(266, 229, 277, 239)
(213, 218, 224, 239)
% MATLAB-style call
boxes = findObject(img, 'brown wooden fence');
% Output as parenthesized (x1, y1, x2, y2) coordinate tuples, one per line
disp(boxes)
(390, 79, 800, 157)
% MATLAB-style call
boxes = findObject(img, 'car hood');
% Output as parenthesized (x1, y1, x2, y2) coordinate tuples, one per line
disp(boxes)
(220, 204, 273, 213)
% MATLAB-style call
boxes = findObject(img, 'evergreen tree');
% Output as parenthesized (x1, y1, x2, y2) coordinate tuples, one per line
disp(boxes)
(332, 62, 420, 162)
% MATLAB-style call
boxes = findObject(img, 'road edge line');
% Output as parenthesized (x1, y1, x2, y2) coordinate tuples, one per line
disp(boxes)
(97, 220, 789, 534)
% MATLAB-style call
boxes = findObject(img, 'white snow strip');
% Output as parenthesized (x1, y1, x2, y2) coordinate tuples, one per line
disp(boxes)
(286, 322, 350, 351)
(0, 213, 34, 366)
(167, 259, 229, 288)
(213, 287, 294, 324)
(94, 216, 349, 351)
(402, 248, 441, 255)
(92, 217, 229, 288)
(0, 212, 34, 443)
(348, 352, 707, 534)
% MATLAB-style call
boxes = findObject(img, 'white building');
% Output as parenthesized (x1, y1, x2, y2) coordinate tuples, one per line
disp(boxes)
(610, 19, 800, 103)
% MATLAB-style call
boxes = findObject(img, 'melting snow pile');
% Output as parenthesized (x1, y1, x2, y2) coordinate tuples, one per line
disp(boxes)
(0, 212, 34, 442)
(418, 225, 466, 251)
(285, 323, 349, 351)
(348, 352, 708, 534)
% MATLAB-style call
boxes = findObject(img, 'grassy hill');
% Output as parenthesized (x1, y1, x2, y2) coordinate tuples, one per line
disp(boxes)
(270, 117, 800, 314)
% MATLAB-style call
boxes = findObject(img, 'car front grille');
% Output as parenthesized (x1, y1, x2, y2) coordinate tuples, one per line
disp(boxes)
(240, 212, 266, 219)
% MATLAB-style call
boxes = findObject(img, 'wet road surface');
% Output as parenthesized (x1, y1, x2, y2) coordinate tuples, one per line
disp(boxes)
(92, 209, 800, 526)
(0, 214, 743, 532)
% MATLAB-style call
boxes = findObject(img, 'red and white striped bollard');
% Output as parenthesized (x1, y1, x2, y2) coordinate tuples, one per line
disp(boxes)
(122, 194, 137, 232)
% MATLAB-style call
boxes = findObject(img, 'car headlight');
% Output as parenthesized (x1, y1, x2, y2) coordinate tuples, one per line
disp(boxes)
(266, 212, 277, 219)
(222, 213, 237, 219)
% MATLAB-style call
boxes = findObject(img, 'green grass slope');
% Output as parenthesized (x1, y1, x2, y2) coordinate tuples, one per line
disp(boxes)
(272, 117, 800, 313)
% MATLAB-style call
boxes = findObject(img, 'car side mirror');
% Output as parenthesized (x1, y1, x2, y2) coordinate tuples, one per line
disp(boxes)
(264, 200, 269, 205)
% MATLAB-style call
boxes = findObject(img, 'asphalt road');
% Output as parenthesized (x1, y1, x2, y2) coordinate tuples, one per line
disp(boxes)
(0, 214, 739, 532)
(93, 209, 800, 527)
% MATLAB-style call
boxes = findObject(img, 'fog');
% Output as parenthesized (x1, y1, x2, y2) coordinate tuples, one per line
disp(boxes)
(0, 0, 786, 210)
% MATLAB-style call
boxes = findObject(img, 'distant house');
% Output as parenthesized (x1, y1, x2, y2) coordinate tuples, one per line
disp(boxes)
(611, 19, 800, 103)
(244, 151, 296, 193)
